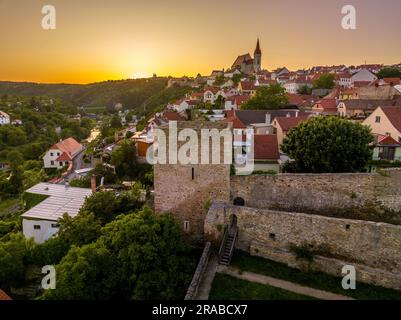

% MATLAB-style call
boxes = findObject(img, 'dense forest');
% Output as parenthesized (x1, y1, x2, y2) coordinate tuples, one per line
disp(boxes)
(0, 78, 190, 118)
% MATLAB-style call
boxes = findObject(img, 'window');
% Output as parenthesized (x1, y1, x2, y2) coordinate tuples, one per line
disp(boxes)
(50, 161, 54, 165)
(34, 225, 41, 230)
(269, 233, 276, 240)
(345, 224, 351, 230)
(398, 137, 401, 143)
(59, 162, 63, 166)
(385, 132, 391, 136)
(50, 152, 53, 156)
(184, 221, 190, 232)
(57, 152, 60, 156)
(51, 223, 59, 228)
(191, 168, 195, 180)
(375, 116, 381, 123)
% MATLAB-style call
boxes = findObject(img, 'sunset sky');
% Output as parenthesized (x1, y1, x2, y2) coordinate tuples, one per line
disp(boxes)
(0, 0, 400, 84)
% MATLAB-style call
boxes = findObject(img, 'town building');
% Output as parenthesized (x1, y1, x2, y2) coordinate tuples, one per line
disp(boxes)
(43, 137, 84, 169)
(0, 111, 10, 125)
(21, 183, 92, 243)
(231, 39, 262, 75)
(363, 106, 401, 143)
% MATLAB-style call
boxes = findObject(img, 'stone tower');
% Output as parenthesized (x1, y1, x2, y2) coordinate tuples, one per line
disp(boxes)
(253, 38, 262, 73)
(154, 122, 232, 243)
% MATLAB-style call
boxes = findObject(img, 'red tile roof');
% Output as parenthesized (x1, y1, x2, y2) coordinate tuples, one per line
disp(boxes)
(162, 112, 185, 121)
(0, 289, 12, 300)
(274, 116, 309, 132)
(223, 116, 247, 129)
(372, 134, 401, 146)
(381, 106, 401, 133)
(383, 78, 401, 85)
(50, 138, 82, 156)
(254, 135, 280, 160)
(56, 152, 72, 161)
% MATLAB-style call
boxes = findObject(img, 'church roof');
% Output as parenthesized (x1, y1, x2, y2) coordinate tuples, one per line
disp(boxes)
(254, 38, 261, 55)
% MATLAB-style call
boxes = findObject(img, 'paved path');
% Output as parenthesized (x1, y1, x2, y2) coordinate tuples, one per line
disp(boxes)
(196, 254, 219, 300)
(218, 265, 354, 300)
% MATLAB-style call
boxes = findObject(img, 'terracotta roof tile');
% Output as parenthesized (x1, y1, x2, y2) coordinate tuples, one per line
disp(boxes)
(254, 135, 280, 160)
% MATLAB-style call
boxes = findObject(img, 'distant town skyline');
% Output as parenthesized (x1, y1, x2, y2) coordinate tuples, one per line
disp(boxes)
(0, 0, 401, 84)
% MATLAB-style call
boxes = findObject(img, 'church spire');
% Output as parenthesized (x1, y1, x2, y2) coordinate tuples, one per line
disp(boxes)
(254, 38, 261, 55)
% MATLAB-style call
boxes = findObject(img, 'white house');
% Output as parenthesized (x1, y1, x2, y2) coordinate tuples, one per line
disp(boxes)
(363, 106, 401, 143)
(22, 183, 92, 243)
(0, 111, 10, 125)
(43, 137, 84, 169)
(204, 88, 225, 104)
(283, 79, 312, 94)
(338, 73, 352, 88)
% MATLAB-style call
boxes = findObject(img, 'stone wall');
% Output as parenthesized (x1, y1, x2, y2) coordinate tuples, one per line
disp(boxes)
(230, 169, 401, 224)
(184, 242, 211, 300)
(154, 121, 232, 242)
(205, 202, 401, 290)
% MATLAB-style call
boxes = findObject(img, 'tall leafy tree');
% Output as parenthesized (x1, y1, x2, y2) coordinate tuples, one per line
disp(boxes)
(242, 83, 288, 110)
(376, 67, 401, 79)
(281, 117, 373, 173)
(313, 74, 335, 89)
(42, 207, 195, 300)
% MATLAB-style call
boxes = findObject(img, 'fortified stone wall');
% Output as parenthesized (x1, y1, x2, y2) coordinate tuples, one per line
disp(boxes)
(154, 122, 232, 242)
(230, 169, 401, 224)
(205, 202, 401, 290)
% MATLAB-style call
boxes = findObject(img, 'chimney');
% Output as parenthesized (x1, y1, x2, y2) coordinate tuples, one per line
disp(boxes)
(91, 175, 97, 193)
(295, 110, 299, 117)
(265, 113, 271, 124)
(286, 112, 291, 118)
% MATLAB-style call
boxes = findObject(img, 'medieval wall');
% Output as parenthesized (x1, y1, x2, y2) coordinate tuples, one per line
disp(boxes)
(205, 202, 401, 290)
(154, 121, 232, 242)
(230, 169, 401, 224)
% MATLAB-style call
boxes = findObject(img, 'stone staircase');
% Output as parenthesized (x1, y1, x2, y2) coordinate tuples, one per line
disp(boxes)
(218, 223, 238, 265)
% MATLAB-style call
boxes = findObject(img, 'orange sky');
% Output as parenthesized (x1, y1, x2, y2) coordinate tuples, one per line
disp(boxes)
(0, 0, 400, 84)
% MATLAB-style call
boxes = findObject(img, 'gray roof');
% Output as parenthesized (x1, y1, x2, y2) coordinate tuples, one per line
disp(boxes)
(22, 183, 92, 221)
(235, 109, 305, 125)
(339, 99, 396, 110)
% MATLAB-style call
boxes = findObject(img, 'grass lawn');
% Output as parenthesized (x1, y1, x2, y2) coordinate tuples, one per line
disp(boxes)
(0, 198, 21, 218)
(22, 192, 49, 210)
(209, 273, 315, 300)
(231, 250, 401, 300)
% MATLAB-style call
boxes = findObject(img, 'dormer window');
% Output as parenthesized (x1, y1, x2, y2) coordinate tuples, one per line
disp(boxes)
(375, 116, 381, 123)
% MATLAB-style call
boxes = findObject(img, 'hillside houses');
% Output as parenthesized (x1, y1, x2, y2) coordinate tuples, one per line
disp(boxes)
(43, 137, 84, 169)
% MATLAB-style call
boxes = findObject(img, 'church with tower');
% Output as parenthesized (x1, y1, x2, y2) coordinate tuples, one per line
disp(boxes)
(231, 39, 262, 75)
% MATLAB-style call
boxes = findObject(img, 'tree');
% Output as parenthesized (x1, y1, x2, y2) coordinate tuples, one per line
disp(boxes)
(28, 212, 102, 265)
(41, 242, 119, 300)
(377, 67, 401, 79)
(0, 233, 33, 290)
(42, 207, 195, 300)
(242, 83, 289, 110)
(6, 150, 24, 168)
(80, 189, 142, 224)
(281, 117, 373, 173)
(110, 114, 122, 129)
(313, 74, 335, 89)
(232, 73, 242, 86)
(110, 140, 138, 179)
(297, 84, 312, 95)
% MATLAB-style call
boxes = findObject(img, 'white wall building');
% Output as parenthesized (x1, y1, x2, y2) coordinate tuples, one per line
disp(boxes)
(0, 111, 10, 125)
(22, 183, 92, 243)
(43, 137, 84, 169)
